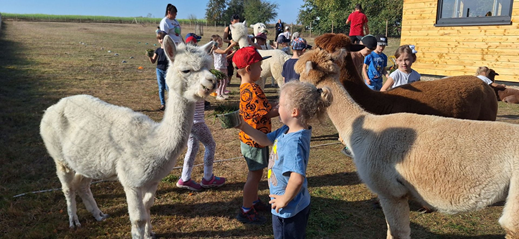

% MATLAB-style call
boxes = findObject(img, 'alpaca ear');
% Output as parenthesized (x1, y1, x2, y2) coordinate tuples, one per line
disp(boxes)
(305, 61, 313, 75)
(200, 41, 215, 54)
(163, 35, 177, 62)
(243, 20, 247, 26)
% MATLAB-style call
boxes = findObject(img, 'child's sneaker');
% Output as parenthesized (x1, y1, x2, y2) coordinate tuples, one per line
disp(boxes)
(216, 95, 226, 101)
(236, 208, 266, 225)
(253, 199, 270, 212)
(200, 175, 226, 188)
(176, 178, 202, 191)
(224, 90, 230, 94)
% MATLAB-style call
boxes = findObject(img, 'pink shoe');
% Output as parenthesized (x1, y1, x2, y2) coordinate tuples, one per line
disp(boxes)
(176, 178, 202, 191)
(201, 175, 226, 188)
(224, 90, 230, 94)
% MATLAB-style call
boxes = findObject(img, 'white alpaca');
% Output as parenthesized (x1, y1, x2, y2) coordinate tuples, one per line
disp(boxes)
(231, 21, 291, 88)
(40, 36, 216, 239)
(250, 22, 267, 36)
(295, 48, 519, 239)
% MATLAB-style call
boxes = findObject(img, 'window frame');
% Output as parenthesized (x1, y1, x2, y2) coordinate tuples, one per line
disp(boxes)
(435, 0, 513, 27)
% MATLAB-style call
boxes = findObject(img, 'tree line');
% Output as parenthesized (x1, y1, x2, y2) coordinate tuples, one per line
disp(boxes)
(205, 0, 403, 37)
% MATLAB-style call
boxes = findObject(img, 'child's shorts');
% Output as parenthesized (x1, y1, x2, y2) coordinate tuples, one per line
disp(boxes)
(240, 142, 268, 171)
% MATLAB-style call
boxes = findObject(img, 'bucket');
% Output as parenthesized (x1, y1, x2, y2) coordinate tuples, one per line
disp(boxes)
(217, 110, 241, 129)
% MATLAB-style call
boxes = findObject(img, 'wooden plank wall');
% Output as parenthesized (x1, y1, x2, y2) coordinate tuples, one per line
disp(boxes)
(400, 0, 519, 82)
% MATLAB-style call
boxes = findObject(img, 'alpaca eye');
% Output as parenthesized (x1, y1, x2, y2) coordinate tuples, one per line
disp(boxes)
(181, 70, 191, 74)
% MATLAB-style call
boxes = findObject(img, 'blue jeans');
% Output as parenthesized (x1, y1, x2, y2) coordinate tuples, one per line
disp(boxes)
(366, 78, 382, 91)
(272, 204, 311, 239)
(156, 68, 169, 105)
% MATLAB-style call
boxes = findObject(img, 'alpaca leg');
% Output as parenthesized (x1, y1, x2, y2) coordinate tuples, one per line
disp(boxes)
(124, 186, 149, 239)
(378, 195, 411, 239)
(55, 164, 81, 228)
(142, 182, 159, 238)
(74, 174, 108, 221)
(499, 174, 519, 239)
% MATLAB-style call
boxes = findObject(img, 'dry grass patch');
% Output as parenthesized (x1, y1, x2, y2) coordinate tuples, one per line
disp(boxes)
(1, 20, 518, 238)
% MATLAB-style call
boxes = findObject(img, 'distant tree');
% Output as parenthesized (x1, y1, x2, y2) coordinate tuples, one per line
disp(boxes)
(146, 13, 152, 18)
(243, 0, 278, 24)
(205, 0, 226, 25)
(188, 14, 198, 24)
(222, 0, 245, 24)
(298, 0, 403, 36)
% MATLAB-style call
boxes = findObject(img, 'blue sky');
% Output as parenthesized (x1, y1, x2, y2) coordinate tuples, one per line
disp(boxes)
(1, 0, 304, 24)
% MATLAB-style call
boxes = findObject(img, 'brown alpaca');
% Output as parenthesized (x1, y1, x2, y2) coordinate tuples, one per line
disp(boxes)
(295, 47, 519, 239)
(314, 33, 498, 121)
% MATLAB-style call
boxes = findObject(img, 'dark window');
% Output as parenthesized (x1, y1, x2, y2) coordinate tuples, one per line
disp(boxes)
(436, 0, 513, 26)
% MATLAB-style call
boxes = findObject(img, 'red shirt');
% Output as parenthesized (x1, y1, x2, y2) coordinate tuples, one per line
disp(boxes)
(347, 11, 368, 36)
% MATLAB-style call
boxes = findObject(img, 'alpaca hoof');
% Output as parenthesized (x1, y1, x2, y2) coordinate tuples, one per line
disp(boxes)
(94, 212, 109, 221)
(417, 207, 435, 214)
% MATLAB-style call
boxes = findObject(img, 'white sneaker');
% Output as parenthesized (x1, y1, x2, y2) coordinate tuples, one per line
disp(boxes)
(216, 95, 226, 101)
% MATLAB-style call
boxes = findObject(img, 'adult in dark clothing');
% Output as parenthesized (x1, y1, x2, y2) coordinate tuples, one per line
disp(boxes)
(275, 19, 283, 42)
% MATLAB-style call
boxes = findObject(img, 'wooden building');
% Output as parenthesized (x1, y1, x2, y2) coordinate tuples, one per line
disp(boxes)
(400, 0, 519, 82)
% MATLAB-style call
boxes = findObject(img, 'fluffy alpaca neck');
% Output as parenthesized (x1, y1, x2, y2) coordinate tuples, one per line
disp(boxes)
(156, 89, 196, 160)
(238, 37, 249, 48)
(318, 78, 367, 140)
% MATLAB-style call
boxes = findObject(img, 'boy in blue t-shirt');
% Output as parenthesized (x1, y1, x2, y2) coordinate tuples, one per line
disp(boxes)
(362, 35, 388, 91)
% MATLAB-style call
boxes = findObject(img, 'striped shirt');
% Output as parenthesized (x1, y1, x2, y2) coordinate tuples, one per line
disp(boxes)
(193, 100, 205, 124)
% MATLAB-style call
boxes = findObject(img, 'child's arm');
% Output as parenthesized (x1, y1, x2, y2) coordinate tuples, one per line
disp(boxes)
(214, 41, 237, 54)
(148, 53, 158, 64)
(269, 172, 304, 213)
(236, 118, 273, 146)
(491, 82, 506, 89)
(266, 105, 279, 119)
(362, 64, 370, 84)
(380, 77, 394, 91)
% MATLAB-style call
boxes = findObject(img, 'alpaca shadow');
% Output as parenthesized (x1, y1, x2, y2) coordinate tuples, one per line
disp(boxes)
(152, 196, 487, 238)
(310, 133, 339, 142)
(497, 114, 519, 120)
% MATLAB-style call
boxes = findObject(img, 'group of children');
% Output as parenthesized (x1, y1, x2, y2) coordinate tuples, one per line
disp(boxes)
(232, 46, 332, 237)
(352, 34, 421, 92)
(149, 24, 504, 237)
(147, 25, 330, 236)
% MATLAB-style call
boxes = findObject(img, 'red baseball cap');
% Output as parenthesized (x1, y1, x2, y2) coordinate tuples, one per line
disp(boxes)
(185, 36, 197, 44)
(232, 46, 271, 69)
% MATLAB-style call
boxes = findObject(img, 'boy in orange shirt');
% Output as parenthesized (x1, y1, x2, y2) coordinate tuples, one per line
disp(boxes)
(233, 47, 279, 224)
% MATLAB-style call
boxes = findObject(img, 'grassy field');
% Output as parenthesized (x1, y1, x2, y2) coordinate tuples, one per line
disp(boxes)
(0, 13, 205, 25)
(1, 20, 518, 238)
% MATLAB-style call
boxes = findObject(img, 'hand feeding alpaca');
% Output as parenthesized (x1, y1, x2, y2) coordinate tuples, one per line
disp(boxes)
(231, 21, 291, 88)
(295, 47, 519, 239)
(40, 36, 216, 239)
(315, 33, 498, 121)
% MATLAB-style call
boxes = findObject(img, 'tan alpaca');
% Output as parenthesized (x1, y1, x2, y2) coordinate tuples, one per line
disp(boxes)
(40, 36, 216, 239)
(295, 48, 519, 239)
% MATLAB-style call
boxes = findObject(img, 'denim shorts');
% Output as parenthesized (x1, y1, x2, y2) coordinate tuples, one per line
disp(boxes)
(240, 142, 268, 171)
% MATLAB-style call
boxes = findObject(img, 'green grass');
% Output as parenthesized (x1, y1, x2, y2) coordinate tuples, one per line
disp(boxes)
(0, 13, 206, 24)
(0, 20, 517, 238)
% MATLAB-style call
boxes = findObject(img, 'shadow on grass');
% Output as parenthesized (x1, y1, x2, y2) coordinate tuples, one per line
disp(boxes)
(0, 22, 61, 204)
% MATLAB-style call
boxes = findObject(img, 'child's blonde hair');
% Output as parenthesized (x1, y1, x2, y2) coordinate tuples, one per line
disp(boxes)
(394, 45, 417, 62)
(280, 81, 333, 126)
(476, 66, 490, 76)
